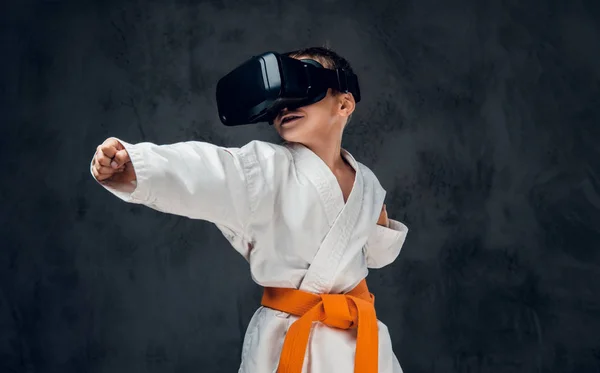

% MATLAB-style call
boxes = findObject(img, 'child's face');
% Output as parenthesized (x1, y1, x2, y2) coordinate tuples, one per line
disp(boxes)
(272, 57, 355, 144)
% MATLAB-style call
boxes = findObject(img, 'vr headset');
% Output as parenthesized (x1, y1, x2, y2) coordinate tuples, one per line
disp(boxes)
(216, 51, 361, 126)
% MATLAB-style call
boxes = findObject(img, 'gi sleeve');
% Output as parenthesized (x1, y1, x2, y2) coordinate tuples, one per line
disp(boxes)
(90, 138, 257, 237)
(364, 218, 409, 269)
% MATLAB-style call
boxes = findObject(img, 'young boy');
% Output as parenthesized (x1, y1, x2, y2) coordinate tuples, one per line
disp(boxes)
(91, 47, 408, 373)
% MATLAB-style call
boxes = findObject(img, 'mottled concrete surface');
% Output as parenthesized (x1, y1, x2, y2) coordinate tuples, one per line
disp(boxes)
(1, 0, 600, 372)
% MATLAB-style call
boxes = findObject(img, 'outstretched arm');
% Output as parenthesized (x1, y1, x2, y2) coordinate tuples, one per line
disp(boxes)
(90, 137, 256, 237)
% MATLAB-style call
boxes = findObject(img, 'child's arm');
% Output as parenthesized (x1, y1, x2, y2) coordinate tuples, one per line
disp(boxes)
(90, 137, 258, 237)
(364, 204, 409, 269)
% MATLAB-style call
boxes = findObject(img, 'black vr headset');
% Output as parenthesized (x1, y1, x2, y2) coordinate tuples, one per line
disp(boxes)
(215, 51, 361, 126)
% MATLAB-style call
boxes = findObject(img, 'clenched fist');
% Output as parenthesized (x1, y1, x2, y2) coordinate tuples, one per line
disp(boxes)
(92, 138, 136, 183)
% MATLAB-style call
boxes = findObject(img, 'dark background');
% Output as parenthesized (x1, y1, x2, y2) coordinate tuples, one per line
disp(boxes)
(2, 0, 600, 372)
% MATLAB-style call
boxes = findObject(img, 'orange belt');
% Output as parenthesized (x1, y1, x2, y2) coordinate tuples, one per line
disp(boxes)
(261, 279, 378, 373)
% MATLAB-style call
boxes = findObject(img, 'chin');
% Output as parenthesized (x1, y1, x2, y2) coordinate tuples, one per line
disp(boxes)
(280, 134, 300, 143)
(277, 126, 301, 143)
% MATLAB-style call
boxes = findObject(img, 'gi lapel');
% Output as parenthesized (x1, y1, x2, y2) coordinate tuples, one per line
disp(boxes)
(288, 143, 364, 294)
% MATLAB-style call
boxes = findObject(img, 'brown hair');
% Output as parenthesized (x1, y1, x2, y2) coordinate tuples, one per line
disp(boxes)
(284, 46, 355, 76)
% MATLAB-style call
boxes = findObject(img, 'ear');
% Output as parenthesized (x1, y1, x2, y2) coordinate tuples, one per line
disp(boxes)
(337, 92, 356, 119)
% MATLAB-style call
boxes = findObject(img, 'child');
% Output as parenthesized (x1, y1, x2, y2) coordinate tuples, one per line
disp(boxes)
(91, 47, 408, 373)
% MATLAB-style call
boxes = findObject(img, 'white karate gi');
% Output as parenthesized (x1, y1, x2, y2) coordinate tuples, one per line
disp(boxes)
(91, 139, 408, 373)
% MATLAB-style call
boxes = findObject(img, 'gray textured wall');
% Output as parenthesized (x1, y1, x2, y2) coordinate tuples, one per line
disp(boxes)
(2, 0, 600, 372)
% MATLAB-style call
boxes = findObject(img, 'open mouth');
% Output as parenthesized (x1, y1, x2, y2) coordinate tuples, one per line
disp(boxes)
(280, 115, 303, 126)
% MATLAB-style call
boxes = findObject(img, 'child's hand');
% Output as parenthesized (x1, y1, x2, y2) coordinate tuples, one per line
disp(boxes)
(377, 204, 389, 227)
(92, 138, 136, 183)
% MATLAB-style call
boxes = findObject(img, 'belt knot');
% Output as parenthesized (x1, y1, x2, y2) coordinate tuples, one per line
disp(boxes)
(320, 294, 357, 329)
(261, 279, 379, 373)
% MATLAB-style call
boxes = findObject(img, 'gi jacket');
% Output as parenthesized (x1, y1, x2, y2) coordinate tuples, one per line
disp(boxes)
(92, 139, 408, 373)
